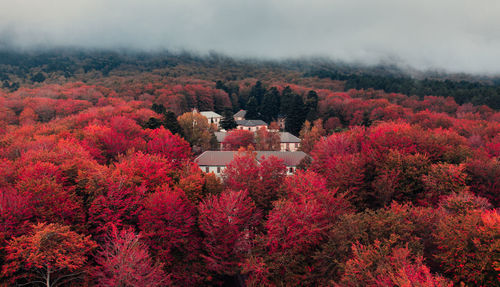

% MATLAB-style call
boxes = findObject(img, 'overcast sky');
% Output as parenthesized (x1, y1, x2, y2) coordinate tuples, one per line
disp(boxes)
(1, 0, 500, 74)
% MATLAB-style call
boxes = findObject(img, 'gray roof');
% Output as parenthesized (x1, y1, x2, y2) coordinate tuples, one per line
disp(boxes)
(234, 110, 246, 118)
(195, 151, 236, 166)
(200, 111, 222, 119)
(280, 132, 301, 143)
(195, 151, 308, 167)
(236, 120, 267, 127)
(256, 151, 307, 166)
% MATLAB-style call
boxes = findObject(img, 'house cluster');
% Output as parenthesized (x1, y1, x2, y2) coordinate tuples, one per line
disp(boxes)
(194, 109, 306, 176)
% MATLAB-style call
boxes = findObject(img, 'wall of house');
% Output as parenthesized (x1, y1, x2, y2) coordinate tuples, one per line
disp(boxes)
(201, 165, 226, 176)
(200, 165, 297, 176)
(280, 142, 300, 152)
(208, 117, 222, 128)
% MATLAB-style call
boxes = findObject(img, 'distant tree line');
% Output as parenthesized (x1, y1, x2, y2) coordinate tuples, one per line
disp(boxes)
(1, 49, 498, 111)
(308, 69, 500, 109)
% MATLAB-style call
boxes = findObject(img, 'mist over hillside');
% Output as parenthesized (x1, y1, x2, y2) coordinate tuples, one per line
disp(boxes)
(2, 0, 500, 74)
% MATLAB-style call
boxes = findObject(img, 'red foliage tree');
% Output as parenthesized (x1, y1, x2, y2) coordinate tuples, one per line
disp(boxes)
(2, 223, 97, 286)
(88, 182, 145, 240)
(223, 149, 260, 194)
(371, 150, 430, 207)
(222, 129, 255, 151)
(439, 190, 492, 215)
(255, 128, 280, 151)
(465, 157, 500, 207)
(0, 187, 34, 243)
(433, 210, 500, 286)
(198, 189, 261, 277)
(265, 171, 350, 285)
(0, 158, 15, 188)
(420, 163, 468, 206)
(256, 155, 287, 211)
(16, 161, 84, 227)
(223, 150, 286, 211)
(310, 130, 366, 190)
(83, 116, 147, 162)
(139, 188, 202, 285)
(340, 239, 452, 286)
(19, 107, 38, 125)
(146, 127, 191, 169)
(110, 151, 176, 192)
(95, 225, 167, 287)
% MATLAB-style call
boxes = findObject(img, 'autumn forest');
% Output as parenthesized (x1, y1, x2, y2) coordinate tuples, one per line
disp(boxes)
(0, 50, 498, 286)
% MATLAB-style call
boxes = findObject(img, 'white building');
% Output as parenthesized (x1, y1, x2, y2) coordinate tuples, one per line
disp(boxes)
(200, 111, 223, 128)
(195, 151, 309, 176)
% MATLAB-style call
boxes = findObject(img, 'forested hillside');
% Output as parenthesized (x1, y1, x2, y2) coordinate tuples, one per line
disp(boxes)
(0, 50, 498, 286)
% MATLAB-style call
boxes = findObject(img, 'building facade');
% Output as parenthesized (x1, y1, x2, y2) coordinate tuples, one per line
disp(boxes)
(200, 111, 223, 128)
(279, 132, 301, 152)
(195, 151, 308, 176)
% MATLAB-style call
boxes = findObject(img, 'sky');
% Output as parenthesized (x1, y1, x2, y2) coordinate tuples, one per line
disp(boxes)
(1, 0, 500, 74)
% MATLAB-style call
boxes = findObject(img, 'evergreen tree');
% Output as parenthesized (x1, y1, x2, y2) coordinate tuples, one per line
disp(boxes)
(245, 96, 259, 120)
(285, 94, 306, 136)
(213, 95, 225, 114)
(163, 111, 184, 136)
(220, 108, 237, 130)
(144, 117, 163, 130)
(215, 80, 226, 90)
(250, 80, 266, 104)
(31, 72, 46, 83)
(152, 103, 166, 115)
(305, 90, 319, 122)
(280, 86, 294, 116)
(260, 87, 280, 123)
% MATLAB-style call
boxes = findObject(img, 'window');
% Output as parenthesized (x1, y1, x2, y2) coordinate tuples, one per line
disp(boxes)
(217, 166, 221, 173)
(205, 166, 209, 173)
(289, 167, 294, 173)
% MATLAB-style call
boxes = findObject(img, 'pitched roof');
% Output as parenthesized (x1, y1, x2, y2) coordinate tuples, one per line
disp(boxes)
(195, 151, 308, 167)
(234, 110, 247, 118)
(200, 111, 222, 118)
(279, 132, 301, 143)
(195, 151, 236, 166)
(256, 151, 308, 166)
(236, 120, 267, 127)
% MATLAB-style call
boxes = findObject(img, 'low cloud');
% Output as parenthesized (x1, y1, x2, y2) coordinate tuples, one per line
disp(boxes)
(2, 0, 500, 74)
